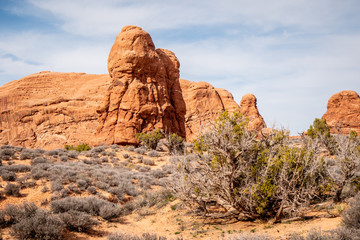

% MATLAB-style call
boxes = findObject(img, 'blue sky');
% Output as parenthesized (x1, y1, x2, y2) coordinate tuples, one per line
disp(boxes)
(1, 0, 359, 134)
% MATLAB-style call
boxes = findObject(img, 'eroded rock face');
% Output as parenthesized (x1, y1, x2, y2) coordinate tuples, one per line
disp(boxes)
(97, 26, 186, 145)
(180, 79, 240, 141)
(0, 72, 111, 149)
(322, 90, 360, 135)
(239, 93, 267, 131)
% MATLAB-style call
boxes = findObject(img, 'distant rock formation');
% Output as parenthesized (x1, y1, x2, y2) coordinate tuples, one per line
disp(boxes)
(0, 72, 111, 149)
(96, 26, 186, 145)
(239, 93, 267, 132)
(322, 90, 360, 135)
(180, 80, 266, 141)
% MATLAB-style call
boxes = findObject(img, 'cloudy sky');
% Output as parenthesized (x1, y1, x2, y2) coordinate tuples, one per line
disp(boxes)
(1, 0, 359, 134)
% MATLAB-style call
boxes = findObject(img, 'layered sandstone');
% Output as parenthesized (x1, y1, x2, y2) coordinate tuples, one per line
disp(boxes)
(322, 90, 360, 135)
(97, 26, 186, 145)
(0, 72, 111, 149)
(240, 93, 267, 132)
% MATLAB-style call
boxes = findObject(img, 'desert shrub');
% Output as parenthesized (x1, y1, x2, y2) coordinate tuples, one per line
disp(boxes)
(87, 186, 97, 194)
(151, 169, 166, 179)
(136, 129, 164, 150)
(10, 208, 63, 240)
(76, 179, 88, 189)
(65, 143, 91, 152)
(143, 158, 155, 165)
(31, 157, 48, 165)
(306, 121, 360, 202)
(5, 183, 21, 197)
(126, 145, 135, 151)
(288, 228, 360, 240)
(147, 150, 159, 158)
(59, 188, 71, 198)
(60, 155, 69, 162)
(20, 149, 39, 160)
(108, 186, 125, 200)
(31, 164, 51, 180)
(83, 159, 94, 164)
(99, 204, 124, 220)
(342, 192, 360, 229)
(163, 133, 185, 154)
(123, 153, 130, 159)
(171, 111, 328, 221)
(1, 171, 17, 181)
(0, 148, 15, 160)
(67, 150, 78, 159)
(108, 232, 180, 240)
(93, 146, 107, 153)
(50, 196, 121, 220)
(134, 147, 146, 155)
(138, 166, 151, 172)
(51, 180, 65, 192)
(41, 186, 49, 193)
(228, 234, 273, 240)
(46, 149, 60, 156)
(2, 164, 31, 172)
(111, 144, 120, 150)
(307, 118, 336, 155)
(58, 210, 98, 232)
(137, 155, 144, 163)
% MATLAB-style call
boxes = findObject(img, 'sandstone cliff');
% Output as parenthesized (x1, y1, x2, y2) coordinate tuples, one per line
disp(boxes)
(0, 72, 111, 149)
(322, 90, 360, 135)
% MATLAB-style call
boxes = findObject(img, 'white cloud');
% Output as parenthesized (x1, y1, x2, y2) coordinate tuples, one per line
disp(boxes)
(24, 0, 358, 36)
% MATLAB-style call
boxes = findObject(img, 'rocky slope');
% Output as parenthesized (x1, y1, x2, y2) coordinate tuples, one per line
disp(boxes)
(322, 90, 360, 135)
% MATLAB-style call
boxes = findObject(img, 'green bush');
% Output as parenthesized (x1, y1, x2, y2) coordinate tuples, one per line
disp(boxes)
(64, 143, 91, 152)
(307, 118, 336, 155)
(135, 130, 164, 150)
(171, 111, 328, 221)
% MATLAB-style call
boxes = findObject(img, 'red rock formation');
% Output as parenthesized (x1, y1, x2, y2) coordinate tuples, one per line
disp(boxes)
(322, 90, 360, 135)
(0, 72, 111, 149)
(180, 79, 240, 141)
(239, 93, 267, 131)
(97, 26, 186, 145)
(0, 26, 267, 149)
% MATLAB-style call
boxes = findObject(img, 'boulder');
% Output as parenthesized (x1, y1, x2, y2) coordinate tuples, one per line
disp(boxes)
(97, 26, 186, 145)
(322, 90, 360, 135)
